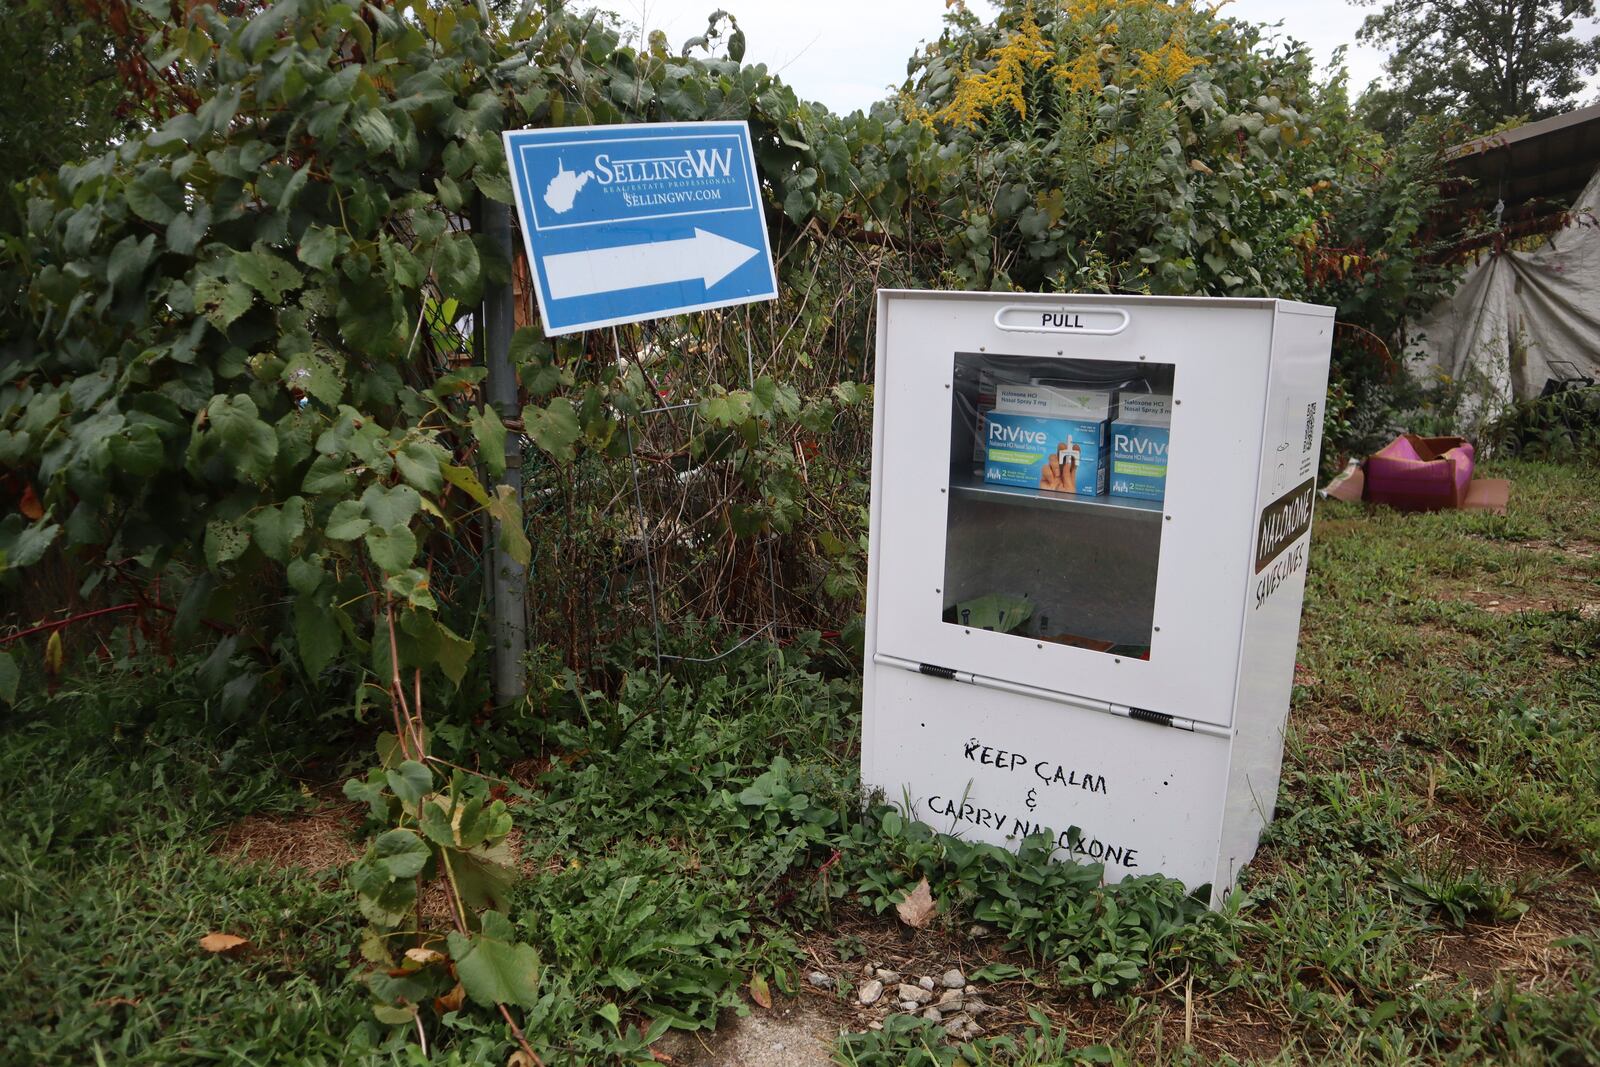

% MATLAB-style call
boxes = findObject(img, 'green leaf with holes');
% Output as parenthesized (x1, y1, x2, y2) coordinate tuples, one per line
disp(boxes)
(194, 274, 254, 330)
(204, 518, 249, 567)
(233, 246, 303, 303)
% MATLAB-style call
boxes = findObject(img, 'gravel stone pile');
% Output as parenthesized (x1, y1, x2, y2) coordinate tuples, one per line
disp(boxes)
(851, 961, 988, 1042)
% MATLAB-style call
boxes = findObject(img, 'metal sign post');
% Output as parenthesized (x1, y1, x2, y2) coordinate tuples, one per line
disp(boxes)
(481, 197, 527, 707)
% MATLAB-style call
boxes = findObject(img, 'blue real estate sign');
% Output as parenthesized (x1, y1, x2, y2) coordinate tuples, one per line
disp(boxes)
(503, 121, 779, 336)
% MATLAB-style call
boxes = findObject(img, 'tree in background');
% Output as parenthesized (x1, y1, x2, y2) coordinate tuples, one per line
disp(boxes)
(0, 1, 128, 193)
(1355, 0, 1600, 140)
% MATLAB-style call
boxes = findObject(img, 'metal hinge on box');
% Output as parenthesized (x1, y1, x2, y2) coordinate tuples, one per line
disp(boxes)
(875, 652, 1230, 739)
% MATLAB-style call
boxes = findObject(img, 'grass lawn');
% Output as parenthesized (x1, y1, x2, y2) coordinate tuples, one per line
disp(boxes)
(2, 457, 1596, 1066)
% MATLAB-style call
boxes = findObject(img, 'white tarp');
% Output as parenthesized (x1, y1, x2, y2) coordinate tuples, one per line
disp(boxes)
(1412, 165, 1600, 428)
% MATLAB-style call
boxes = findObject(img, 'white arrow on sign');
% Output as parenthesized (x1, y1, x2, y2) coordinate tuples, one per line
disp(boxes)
(542, 228, 761, 301)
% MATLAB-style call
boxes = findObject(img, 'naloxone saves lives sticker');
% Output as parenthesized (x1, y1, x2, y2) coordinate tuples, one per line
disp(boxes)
(1254, 478, 1316, 573)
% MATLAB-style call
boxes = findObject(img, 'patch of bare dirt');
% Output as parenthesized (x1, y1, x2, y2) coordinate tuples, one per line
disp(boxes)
(1439, 579, 1598, 616)
(1399, 812, 1600, 990)
(734, 905, 1298, 1065)
(1414, 620, 1486, 660)
(213, 801, 364, 874)
(653, 999, 839, 1067)
(1471, 535, 1600, 562)
(992, 969, 1289, 1064)
(1423, 915, 1580, 992)
(214, 800, 554, 928)
(1286, 694, 1384, 761)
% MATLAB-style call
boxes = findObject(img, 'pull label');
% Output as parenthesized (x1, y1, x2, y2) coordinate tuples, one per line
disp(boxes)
(993, 305, 1130, 335)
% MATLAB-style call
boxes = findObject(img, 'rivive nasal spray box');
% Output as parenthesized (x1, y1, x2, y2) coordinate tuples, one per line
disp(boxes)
(984, 387, 1113, 496)
(1110, 393, 1172, 501)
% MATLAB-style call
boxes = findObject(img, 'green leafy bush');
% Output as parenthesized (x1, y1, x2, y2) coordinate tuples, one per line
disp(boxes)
(1488, 384, 1600, 463)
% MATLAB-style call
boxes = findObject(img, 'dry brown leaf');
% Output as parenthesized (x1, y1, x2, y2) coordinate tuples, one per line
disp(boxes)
(506, 1051, 538, 1067)
(435, 983, 465, 1014)
(18, 483, 43, 521)
(650, 1050, 677, 1064)
(748, 971, 772, 1010)
(895, 877, 936, 928)
(198, 932, 250, 955)
(95, 996, 141, 1009)
(404, 946, 446, 967)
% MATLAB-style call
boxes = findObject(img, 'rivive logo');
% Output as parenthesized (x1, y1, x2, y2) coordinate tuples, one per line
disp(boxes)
(1113, 433, 1168, 457)
(989, 422, 1048, 446)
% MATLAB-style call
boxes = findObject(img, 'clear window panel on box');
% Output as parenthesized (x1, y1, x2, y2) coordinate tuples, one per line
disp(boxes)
(942, 351, 1175, 659)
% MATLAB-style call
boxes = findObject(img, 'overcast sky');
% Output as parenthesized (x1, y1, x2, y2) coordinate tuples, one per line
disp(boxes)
(616, 1, 1388, 114)
(615, 1, 1600, 116)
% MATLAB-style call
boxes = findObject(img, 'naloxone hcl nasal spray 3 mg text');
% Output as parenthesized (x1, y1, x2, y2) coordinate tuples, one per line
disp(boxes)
(1110, 393, 1172, 501)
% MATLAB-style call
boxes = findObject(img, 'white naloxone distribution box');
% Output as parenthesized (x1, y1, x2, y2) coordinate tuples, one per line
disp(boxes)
(861, 291, 1333, 905)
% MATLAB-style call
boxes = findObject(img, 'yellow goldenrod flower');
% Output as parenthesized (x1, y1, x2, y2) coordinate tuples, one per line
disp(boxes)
(1057, 49, 1102, 92)
(1064, 0, 1113, 18)
(898, 89, 933, 124)
(935, 3, 1055, 128)
(1132, 37, 1204, 87)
